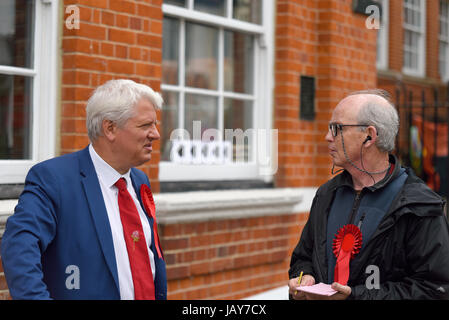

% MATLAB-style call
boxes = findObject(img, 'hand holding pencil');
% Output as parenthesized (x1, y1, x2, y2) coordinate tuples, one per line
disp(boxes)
(288, 272, 316, 300)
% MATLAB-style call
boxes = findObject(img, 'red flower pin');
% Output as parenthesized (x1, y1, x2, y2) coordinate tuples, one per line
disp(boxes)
(140, 184, 163, 259)
(332, 224, 362, 285)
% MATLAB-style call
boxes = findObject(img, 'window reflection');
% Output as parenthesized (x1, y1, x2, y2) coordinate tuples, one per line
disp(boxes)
(0, 75, 32, 159)
(224, 98, 253, 162)
(194, 0, 226, 17)
(161, 91, 179, 161)
(224, 31, 254, 94)
(185, 23, 218, 90)
(184, 94, 218, 139)
(0, 0, 34, 68)
(233, 0, 261, 24)
(162, 17, 179, 85)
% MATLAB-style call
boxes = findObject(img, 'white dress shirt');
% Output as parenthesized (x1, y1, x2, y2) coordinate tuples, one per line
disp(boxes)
(89, 144, 156, 300)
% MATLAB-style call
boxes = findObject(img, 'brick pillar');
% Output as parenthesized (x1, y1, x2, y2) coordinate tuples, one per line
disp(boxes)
(388, 0, 404, 72)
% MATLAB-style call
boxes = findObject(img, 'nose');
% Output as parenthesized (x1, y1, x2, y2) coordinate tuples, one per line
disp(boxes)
(325, 129, 334, 142)
(149, 124, 160, 140)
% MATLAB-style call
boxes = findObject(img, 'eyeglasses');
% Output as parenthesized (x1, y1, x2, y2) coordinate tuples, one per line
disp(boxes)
(328, 123, 368, 137)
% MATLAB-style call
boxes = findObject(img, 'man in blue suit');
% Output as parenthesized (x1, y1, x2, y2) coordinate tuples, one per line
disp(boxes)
(1, 79, 167, 299)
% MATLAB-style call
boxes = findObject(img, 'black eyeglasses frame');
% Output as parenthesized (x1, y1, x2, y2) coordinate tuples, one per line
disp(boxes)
(328, 123, 369, 137)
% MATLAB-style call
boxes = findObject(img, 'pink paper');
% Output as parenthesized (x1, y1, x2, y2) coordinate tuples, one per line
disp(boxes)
(296, 283, 338, 296)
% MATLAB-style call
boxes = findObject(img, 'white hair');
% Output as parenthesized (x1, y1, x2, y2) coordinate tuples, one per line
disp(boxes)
(86, 79, 163, 142)
(349, 89, 399, 153)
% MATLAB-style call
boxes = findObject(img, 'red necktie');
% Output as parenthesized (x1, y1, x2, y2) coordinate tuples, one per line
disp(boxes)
(115, 178, 155, 300)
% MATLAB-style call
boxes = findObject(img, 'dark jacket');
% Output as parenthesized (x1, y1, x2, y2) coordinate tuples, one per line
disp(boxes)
(289, 160, 449, 299)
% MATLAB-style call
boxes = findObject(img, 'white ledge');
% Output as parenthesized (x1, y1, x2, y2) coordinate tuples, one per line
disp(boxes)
(0, 188, 317, 234)
(153, 187, 316, 224)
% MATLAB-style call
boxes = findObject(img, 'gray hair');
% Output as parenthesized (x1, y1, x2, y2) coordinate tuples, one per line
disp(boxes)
(349, 89, 399, 153)
(86, 79, 163, 142)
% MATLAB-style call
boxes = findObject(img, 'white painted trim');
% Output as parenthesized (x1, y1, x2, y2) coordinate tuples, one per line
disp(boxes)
(0, 0, 58, 184)
(0, 66, 36, 77)
(439, 0, 449, 82)
(376, 0, 389, 70)
(162, 4, 265, 34)
(160, 1, 275, 182)
(154, 187, 316, 224)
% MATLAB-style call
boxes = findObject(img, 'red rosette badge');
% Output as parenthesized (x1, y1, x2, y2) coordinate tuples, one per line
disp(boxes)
(332, 224, 362, 285)
(140, 184, 163, 259)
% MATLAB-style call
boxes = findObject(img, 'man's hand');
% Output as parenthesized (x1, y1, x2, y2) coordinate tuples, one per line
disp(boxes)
(288, 274, 315, 300)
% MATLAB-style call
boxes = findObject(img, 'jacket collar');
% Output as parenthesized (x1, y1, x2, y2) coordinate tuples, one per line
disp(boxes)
(335, 154, 401, 193)
(77, 146, 120, 295)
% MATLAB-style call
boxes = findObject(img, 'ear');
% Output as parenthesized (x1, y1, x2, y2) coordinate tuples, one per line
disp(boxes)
(102, 119, 117, 142)
(364, 126, 377, 146)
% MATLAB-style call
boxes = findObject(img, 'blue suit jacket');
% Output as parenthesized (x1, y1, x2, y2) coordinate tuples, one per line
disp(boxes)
(1, 146, 167, 300)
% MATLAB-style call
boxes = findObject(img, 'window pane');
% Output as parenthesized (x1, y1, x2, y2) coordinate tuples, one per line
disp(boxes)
(0, 74, 32, 159)
(184, 94, 218, 139)
(233, 0, 261, 24)
(0, 0, 34, 68)
(164, 0, 187, 7)
(224, 98, 253, 162)
(194, 0, 226, 17)
(161, 91, 179, 161)
(185, 23, 218, 90)
(162, 17, 179, 85)
(224, 31, 254, 94)
(439, 43, 446, 77)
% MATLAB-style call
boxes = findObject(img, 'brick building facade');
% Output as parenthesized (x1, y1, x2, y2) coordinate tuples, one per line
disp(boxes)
(0, 0, 447, 300)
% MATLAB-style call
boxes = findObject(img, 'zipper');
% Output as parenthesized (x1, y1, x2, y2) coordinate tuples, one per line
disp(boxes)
(347, 191, 364, 225)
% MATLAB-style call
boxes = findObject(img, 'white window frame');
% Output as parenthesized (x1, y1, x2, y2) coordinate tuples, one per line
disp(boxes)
(376, 0, 389, 70)
(0, 0, 58, 184)
(159, 1, 275, 183)
(402, 0, 426, 77)
(440, 0, 449, 82)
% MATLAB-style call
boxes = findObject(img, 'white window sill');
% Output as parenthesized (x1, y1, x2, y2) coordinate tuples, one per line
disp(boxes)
(154, 187, 316, 224)
(0, 187, 317, 235)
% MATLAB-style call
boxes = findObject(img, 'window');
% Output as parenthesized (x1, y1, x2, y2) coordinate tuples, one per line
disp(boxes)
(376, 0, 389, 70)
(440, 0, 449, 82)
(403, 0, 426, 77)
(0, 0, 58, 184)
(160, 0, 274, 182)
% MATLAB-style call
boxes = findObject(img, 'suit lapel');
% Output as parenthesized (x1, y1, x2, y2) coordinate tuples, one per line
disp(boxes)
(78, 147, 120, 294)
(130, 170, 151, 221)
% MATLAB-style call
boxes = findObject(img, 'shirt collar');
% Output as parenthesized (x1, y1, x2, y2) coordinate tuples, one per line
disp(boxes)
(89, 144, 131, 189)
(338, 154, 400, 192)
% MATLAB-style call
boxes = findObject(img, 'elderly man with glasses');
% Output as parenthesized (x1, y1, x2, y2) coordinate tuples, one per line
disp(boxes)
(288, 89, 449, 300)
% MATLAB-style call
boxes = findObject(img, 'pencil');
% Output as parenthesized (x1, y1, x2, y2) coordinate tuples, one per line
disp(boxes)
(294, 271, 303, 295)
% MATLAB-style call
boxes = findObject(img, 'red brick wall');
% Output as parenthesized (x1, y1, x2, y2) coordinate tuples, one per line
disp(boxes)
(61, 0, 163, 191)
(274, 0, 378, 189)
(161, 213, 308, 300)
(388, 0, 404, 73)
